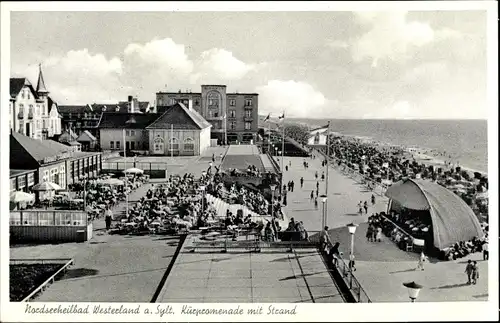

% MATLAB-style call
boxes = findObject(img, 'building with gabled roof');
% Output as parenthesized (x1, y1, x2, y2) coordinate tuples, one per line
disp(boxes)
(9, 65, 62, 140)
(97, 102, 211, 156)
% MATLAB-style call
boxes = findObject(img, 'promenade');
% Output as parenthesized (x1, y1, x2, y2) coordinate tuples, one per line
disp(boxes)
(9, 147, 228, 302)
(278, 152, 488, 302)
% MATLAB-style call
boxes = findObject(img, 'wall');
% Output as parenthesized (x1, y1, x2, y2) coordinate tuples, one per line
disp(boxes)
(99, 128, 148, 151)
(148, 129, 202, 156)
(226, 94, 258, 142)
(10, 223, 92, 243)
(199, 127, 211, 154)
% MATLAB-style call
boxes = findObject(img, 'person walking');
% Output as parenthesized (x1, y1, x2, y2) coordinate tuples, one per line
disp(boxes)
(310, 190, 314, 201)
(363, 201, 368, 214)
(371, 194, 376, 205)
(285, 165, 289, 172)
(315, 171, 318, 180)
(300, 177, 304, 188)
(465, 259, 474, 284)
(321, 171, 325, 181)
(358, 201, 363, 215)
(471, 261, 479, 285)
(366, 224, 374, 242)
(416, 252, 428, 271)
(320, 226, 330, 252)
(290, 180, 295, 192)
(314, 197, 318, 209)
(316, 181, 320, 191)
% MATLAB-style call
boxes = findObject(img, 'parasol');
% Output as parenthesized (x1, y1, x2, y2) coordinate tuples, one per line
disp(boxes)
(31, 181, 62, 191)
(10, 191, 35, 203)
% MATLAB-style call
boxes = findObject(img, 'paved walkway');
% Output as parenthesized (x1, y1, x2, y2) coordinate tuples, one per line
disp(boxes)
(277, 152, 489, 302)
(158, 247, 344, 303)
(279, 153, 389, 232)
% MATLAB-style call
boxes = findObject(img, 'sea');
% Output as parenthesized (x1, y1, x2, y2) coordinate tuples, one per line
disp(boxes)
(293, 119, 488, 174)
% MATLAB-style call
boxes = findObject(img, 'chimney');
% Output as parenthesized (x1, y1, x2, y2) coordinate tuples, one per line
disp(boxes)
(128, 95, 133, 113)
(188, 99, 193, 110)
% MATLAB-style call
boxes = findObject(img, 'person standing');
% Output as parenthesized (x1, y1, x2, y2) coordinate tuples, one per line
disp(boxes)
(310, 190, 314, 201)
(349, 254, 356, 271)
(300, 177, 304, 188)
(321, 171, 325, 181)
(316, 181, 320, 191)
(291, 180, 295, 192)
(358, 201, 363, 215)
(471, 261, 479, 284)
(314, 197, 318, 209)
(366, 224, 374, 242)
(416, 252, 428, 271)
(315, 171, 318, 180)
(363, 201, 368, 214)
(319, 226, 330, 252)
(375, 226, 382, 242)
(105, 207, 113, 231)
(482, 240, 489, 260)
(371, 194, 376, 205)
(465, 259, 474, 284)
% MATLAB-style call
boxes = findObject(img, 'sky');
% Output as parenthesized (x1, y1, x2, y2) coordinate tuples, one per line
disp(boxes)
(10, 10, 489, 119)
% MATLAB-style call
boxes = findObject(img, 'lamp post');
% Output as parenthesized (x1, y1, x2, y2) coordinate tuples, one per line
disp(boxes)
(320, 195, 327, 229)
(274, 146, 278, 157)
(270, 184, 277, 219)
(82, 175, 88, 212)
(403, 281, 423, 302)
(346, 222, 358, 289)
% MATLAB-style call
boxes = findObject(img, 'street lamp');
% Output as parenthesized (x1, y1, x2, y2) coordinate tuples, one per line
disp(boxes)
(346, 222, 358, 288)
(199, 185, 206, 215)
(320, 195, 327, 228)
(403, 281, 423, 302)
(274, 146, 278, 156)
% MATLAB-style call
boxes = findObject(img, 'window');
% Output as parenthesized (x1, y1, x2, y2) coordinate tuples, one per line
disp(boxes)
(29, 105, 34, 115)
(245, 110, 252, 118)
(27, 173, 35, 187)
(195, 99, 200, 106)
(245, 122, 252, 130)
(116, 141, 121, 149)
(245, 99, 252, 106)
(207, 91, 221, 107)
(229, 99, 236, 106)
(184, 138, 194, 151)
(28, 92, 31, 99)
(169, 138, 179, 151)
(10, 178, 16, 192)
(43, 170, 49, 182)
(182, 99, 189, 106)
(230, 121, 236, 130)
(21, 90, 25, 99)
(131, 130, 135, 136)
(131, 142, 135, 150)
(18, 176, 26, 189)
(229, 110, 236, 118)
(19, 121, 24, 133)
(170, 98, 176, 105)
(38, 213, 53, 226)
(153, 137, 164, 153)
(19, 104, 24, 113)
(126, 141, 130, 150)
(137, 142, 141, 149)
(42, 119, 46, 129)
(10, 212, 21, 225)
(110, 141, 114, 149)
(37, 120, 41, 129)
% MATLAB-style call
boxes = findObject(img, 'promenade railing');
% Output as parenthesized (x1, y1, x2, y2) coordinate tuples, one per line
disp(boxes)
(10, 258, 75, 302)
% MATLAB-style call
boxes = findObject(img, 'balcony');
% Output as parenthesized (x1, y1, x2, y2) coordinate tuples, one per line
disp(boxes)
(17, 112, 24, 119)
(227, 115, 237, 120)
(244, 116, 253, 121)
(244, 105, 253, 110)
(28, 112, 34, 119)
(205, 115, 224, 121)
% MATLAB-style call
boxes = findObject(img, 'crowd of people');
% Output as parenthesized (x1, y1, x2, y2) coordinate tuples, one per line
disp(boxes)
(324, 136, 489, 220)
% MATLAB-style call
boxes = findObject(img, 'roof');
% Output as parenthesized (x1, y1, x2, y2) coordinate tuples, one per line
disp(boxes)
(10, 78, 38, 99)
(146, 103, 211, 130)
(58, 129, 79, 142)
(36, 65, 49, 93)
(77, 130, 97, 142)
(10, 169, 37, 178)
(68, 141, 81, 146)
(58, 105, 89, 114)
(138, 101, 149, 112)
(385, 179, 483, 250)
(10, 132, 73, 165)
(91, 103, 124, 113)
(98, 113, 161, 129)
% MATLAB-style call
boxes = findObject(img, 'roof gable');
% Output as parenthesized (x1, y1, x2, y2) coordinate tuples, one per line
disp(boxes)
(77, 130, 97, 142)
(146, 103, 210, 130)
(10, 78, 38, 100)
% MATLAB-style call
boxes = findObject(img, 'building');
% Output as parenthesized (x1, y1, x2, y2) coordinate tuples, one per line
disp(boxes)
(98, 102, 212, 156)
(58, 96, 150, 139)
(9, 65, 62, 139)
(10, 131, 102, 192)
(156, 85, 258, 144)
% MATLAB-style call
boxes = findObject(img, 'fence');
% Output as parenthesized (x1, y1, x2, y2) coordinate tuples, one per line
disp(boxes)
(102, 162, 169, 171)
(10, 258, 75, 302)
(330, 251, 372, 303)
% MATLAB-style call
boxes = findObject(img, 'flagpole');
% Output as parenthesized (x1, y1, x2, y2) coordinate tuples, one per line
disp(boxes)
(170, 124, 173, 160)
(324, 121, 331, 228)
(267, 115, 271, 153)
(123, 129, 128, 219)
(281, 111, 285, 174)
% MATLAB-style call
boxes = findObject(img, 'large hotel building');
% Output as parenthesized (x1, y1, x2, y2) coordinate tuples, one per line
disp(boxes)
(156, 85, 258, 144)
